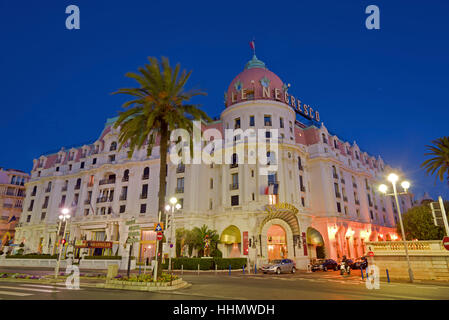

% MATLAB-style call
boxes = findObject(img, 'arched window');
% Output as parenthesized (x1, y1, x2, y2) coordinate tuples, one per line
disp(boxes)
(75, 178, 81, 190)
(322, 133, 328, 144)
(230, 153, 238, 168)
(110, 142, 117, 151)
(123, 169, 129, 182)
(298, 157, 303, 171)
(142, 167, 149, 179)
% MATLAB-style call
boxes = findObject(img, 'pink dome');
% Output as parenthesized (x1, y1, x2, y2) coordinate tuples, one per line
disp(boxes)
(225, 56, 285, 108)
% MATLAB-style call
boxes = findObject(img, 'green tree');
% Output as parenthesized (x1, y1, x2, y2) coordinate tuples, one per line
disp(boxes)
(421, 137, 449, 183)
(191, 225, 219, 257)
(399, 202, 449, 240)
(113, 57, 210, 275)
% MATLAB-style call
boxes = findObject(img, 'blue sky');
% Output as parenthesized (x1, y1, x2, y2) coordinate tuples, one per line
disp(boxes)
(1, 0, 448, 200)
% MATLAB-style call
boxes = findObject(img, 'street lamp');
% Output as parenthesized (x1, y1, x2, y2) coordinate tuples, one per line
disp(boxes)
(165, 197, 181, 272)
(54, 208, 70, 279)
(378, 173, 414, 282)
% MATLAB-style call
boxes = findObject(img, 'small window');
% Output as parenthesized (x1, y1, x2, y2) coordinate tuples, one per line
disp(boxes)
(280, 117, 284, 128)
(140, 204, 147, 214)
(234, 118, 241, 129)
(56, 167, 59, 172)
(80, 162, 85, 169)
(93, 158, 97, 165)
(336, 202, 341, 213)
(301, 197, 305, 207)
(249, 116, 255, 127)
(40, 212, 46, 220)
(231, 195, 239, 206)
(264, 115, 272, 126)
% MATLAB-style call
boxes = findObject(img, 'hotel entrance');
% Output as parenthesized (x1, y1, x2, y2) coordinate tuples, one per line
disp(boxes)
(267, 225, 287, 261)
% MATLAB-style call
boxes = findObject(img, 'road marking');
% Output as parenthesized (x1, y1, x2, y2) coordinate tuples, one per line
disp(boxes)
(0, 290, 33, 297)
(18, 284, 83, 291)
(0, 285, 59, 293)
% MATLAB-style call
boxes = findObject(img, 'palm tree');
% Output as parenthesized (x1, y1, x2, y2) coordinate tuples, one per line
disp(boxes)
(113, 57, 210, 276)
(421, 137, 449, 184)
(191, 225, 219, 257)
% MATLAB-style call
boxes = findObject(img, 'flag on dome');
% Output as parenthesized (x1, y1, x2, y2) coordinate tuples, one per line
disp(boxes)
(249, 40, 255, 50)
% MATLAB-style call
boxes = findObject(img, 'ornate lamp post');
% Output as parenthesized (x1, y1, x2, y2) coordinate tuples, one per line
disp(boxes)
(165, 197, 181, 272)
(54, 208, 70, 279)
(378, 173, 414, 283)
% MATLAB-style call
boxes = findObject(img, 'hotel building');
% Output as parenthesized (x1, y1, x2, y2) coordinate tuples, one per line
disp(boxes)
(14, 55, 413, 269)
(0, 168, 29, 247)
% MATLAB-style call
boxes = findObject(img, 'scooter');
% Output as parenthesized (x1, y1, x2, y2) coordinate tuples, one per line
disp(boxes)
(340, 261, 351, 275)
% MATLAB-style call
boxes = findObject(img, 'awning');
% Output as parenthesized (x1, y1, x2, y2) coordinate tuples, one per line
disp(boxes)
(220, 225, 241, 244)
(307, 227, 324, 246)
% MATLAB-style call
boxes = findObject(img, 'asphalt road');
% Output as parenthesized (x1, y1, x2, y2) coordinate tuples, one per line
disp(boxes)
(0, 269, 448, 300)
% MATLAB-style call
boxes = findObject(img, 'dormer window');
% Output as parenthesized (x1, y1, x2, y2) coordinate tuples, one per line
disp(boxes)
(322, 134, 328, 144)
(110, 142, 117, 151)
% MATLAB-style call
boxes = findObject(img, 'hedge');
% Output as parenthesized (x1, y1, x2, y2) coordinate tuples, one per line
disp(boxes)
(83, 255, 122, 260)
(161, 257, 247, 270)
(6, 254, 58, 259)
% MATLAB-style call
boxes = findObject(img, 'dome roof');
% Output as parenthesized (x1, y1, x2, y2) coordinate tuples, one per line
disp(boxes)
(225, 55, 285, 107)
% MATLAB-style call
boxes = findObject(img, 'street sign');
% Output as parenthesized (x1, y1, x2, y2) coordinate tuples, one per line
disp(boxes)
(157, 232, 163, 241)
(443, 237, 449, 251)
(367, 251, 374, 257)
(154, 223, 164, 232)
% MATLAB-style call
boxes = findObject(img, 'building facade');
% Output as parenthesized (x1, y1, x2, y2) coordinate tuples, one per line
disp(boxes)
(0, 168, 29, 248)
(15, 55, 414, 269)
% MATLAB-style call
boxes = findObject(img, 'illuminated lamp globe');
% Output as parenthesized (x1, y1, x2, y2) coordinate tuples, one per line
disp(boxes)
(59, 215, 63, 220)
(169, 197, 177, 205)
(175, 203, 181, 210)
(165, 205, 171, 211)
(61, 208, 70, 215)
(387, 173, 399, 183)
(378, 184, 388, 194)
(401, 181, 410, 191)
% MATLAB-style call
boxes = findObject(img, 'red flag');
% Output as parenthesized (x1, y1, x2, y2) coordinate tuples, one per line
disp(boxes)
(249, 40, 255, 51)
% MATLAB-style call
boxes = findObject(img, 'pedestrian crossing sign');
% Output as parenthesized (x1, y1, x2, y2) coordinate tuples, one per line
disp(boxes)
(154, 223, 164, 232)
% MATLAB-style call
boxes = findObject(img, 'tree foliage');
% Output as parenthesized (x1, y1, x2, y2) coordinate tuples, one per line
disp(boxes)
(399, 202, 449, 240)
(421, 137, 449, 183)
(176, 225, 220, 257)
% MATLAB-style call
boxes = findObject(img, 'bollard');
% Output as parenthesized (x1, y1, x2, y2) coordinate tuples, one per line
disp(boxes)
(243, 265, 245, 275)
(139, 264, 141, 276)
(215, 264, 217, 275)
(181, 264, 183, 276)
(197, 264, 200, 276)
(361, 267, 364, 280)
(229, 264, 231, 275)
(255, 264, 257, 274)
(386, 269, 390, 283)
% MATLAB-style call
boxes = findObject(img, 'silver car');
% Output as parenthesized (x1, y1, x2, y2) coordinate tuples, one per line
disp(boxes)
(260, 259, 296, 274)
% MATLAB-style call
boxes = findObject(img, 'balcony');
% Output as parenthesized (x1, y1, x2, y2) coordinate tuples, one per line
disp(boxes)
(96, 197, 107, 203)
(99, 178, 115, 185)
(229, 183, 239, 190)
(122, 176, 129, 182)
(175, 187, 184, 194)
(300, 185, 306, 192)
(176, 165, 185, 173)
(84, 199, 91, 205)
(230, 163, 238, 169)
(119, 194, 127, 201)
(14, 203, 22, 209)
(75, 184, 81, 190)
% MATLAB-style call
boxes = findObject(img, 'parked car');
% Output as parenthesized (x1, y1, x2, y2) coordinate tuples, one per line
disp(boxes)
(311, 259, 338, 272)
(337, 259, 354, 270)
(351, 257, 368, 270)
(260, 259, 296, 274)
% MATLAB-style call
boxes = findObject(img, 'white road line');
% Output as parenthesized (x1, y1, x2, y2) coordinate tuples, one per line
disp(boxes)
(0, 290, 33, 297)
(0, 285, 59, 293)
(18, 284, 82, 291)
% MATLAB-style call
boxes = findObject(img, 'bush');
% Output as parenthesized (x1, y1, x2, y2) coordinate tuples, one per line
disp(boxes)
(6, 254, 57, 259)
(83, 255, 122, 260)
(161, 257, 247, 270)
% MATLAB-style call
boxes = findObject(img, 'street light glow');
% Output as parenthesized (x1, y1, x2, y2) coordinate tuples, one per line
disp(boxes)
(175, 203, 181, 210)
(378, 184, 388, 194)
(165, 204, 171, 211)
(387, 173, 399, 183)
(401, 181, 410, 190)
(169, 197, 177, 205)
(61, 208, 70, 215)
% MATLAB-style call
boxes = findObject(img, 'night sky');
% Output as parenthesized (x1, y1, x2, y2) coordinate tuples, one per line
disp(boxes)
(1, 0, 448, 200)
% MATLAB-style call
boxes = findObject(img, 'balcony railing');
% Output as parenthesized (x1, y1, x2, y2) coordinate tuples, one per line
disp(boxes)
(140, 193, 148, 199)
(96, 197, 107, 203)
(176, 165, 185, 173)
(119, 194, 127, 201)
(229, 183, 239, 190)
(175, 187, 184, 194)
(122, 176, 129, 182)
(99, 179, 115, 185)
(3, 204, 13, 209)
(230, 163, 238, 169)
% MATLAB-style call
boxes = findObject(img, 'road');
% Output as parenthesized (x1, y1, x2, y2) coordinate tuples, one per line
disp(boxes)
(0, 268, 448, 299)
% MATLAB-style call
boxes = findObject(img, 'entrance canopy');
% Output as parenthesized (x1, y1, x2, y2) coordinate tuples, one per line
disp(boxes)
(307, 227, 324, 246)
(220, 225, 241, 244)
(260, 203, 301, 236)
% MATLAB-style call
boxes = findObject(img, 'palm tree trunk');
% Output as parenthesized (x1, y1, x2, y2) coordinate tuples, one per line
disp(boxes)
(156, 121, 169, 277)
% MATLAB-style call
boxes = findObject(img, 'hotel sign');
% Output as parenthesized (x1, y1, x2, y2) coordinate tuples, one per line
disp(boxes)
(265, 202, 299, 215)
(229, 83, 320, 122)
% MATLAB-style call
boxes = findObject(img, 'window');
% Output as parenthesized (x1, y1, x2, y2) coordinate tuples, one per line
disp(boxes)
(252, 193, 255, 201)
(301, 197, 305, 207)
(75, 178, 81, 190)
(41, 212, 46, 220)
(280, 117, 284, 128)
(356, 209, 360, 217)
(251, 170, 254, 177)
(267, 151, 276, 165)
(26, 215, 31, 223)
(140, 204, 147, 214)
(42, 196, 49, 209)
(28, 200, 34, 211)
(336, 202, 341, 213)
(84, 209, 89, 216)
(110, 142, 117, 151)
(108, 155, 115, 163)
(80, 162, 85, 169)
(209, 200, 213, 210)
(56, 167, 59, 172)
(249, 115, 255, 127)
(176, 178, 184, 193)
(231, 173, 238, 189)
(143, 167, 150, 179)
(264, 115, 272, 126)
(231, 195, 239, 206)
(370, 210, 374, 220)
(234, 118, 241, 129)
(141, 184, 148, 199)
(120, 206, 126, 213)
(265, 131, 271, 139)
(73, 193, 79, 206)
(322, 133, 328, 144)
(298, 157, 303, 170)
(210, 178, 213, 189)
(178, 198, 184, 209)
(69, 164, 72, 171)
(93, 158, 97, 165)
(289, 121, 293, 133)
(344, 206, 348, 215)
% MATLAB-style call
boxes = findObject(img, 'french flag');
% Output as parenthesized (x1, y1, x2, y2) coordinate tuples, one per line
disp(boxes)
(249, 40, 255, 51)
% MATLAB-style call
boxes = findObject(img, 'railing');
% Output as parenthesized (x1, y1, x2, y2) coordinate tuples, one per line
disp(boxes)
(140, 193, 148, 199)
(229, 183, 239, 190)
(119, 195, 127, 201)
(3, 204, 13, 209)
(175, 187, 184, 194)
(99, 179, 115, 185)
(84, 199, 91, 205)
(142, 174, 149, 180)
(365, 240, 449, 256)
(96, 197, 107, 203)
(230, 163, 238, 169)
(6, 191, 15, 196)
(176, 165, 185, 173)
(122, 176, 129, 182)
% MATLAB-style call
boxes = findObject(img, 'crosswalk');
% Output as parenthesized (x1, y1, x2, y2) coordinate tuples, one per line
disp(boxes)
(0, 283, 83, 298)
(231, 274, 366, 285)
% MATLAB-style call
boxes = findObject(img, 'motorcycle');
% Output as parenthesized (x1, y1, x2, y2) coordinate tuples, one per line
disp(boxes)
(340, 261, 351, 275)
